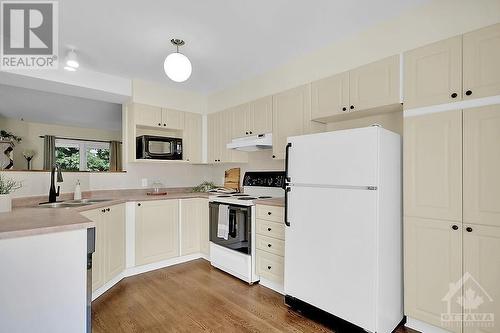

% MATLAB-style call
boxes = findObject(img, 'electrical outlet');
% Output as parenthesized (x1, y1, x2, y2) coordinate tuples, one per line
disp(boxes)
(141, 178, 148, 187)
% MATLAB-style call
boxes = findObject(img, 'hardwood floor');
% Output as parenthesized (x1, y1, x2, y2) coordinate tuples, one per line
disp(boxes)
(92, 259, 418, 333)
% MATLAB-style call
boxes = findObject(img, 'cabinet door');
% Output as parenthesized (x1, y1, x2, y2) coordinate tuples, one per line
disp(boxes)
(463, 23, 500, 100)
(134, 103, 162, 127)
(162, 108, 185, 130)
(183, 112, 202, 163)
(404, 217, 462, 333)
(404, 110, 462, 221)
(104, 204, 125, 282)
(207, 113, 220, 163)
(180, 198, 201, 255)
(231, 104, 250, 139)
(272, 85, 308, 159)
(81, 209, 105, 292)
(464, 106, 500, 227)
(311, 72, 349, 121)
(404, 36, 462, 109)
(199, 199, 209, 256)
(222, 110, 247, 163)
(135, 200, 179, 265)
(463, 224, 500, 333)
(349, 55, 400, 111)
(250, 96, 273, 135)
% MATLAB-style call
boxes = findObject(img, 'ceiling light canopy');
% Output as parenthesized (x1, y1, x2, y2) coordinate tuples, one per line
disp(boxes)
(64, 49, 79, 71)
(164, 39, 192, 82)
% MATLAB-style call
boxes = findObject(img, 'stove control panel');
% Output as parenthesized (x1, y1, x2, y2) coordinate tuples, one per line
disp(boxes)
(242, 171, 285, 188)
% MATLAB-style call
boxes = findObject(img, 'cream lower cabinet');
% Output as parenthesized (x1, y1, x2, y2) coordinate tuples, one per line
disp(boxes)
(255, 205, 285, 285)
(180, 198, 209, 256)
(404, 217, 462, 333)
(80, 204, 126, 292)
(135, 200, 179, 265)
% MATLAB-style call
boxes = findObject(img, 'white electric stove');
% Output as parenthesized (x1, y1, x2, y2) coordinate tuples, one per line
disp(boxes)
(208, 171, 285, 283)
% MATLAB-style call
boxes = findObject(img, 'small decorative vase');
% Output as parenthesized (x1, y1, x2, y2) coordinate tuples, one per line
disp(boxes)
(0, 194, 12, 213)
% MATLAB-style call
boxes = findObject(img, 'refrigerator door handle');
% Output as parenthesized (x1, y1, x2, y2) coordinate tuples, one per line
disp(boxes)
(284, 186, 291, 226)
(285, 142, 292, 184)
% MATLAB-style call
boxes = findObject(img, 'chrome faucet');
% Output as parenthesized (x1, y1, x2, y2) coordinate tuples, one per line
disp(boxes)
(48, 164, 64, 203)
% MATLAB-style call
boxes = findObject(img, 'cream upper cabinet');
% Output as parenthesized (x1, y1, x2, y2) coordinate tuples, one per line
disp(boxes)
(231, 103, 251, 138)
(463, 106, 500, 227)
(250, 96, 273, 135)
(180, 198, 209, 256)
(134, 103, 163, 127)
(311, 72, 349, 120)
(135, 200, 179, 265)
(404, 36, 463, 109)
(104, 204, 126, 282)
(463, 224, 500, 333)
(183, 112, 202, 163)
(272, 85, 309, 160)
(349, 55, 400, 112)
(208, 110, 247, 164)
(404, 110, 462, 221)
(463, 23, 500, 100)
(207, 112, 220, 163)
(404, 217, 462, 333)
(161, 108, 185, 130)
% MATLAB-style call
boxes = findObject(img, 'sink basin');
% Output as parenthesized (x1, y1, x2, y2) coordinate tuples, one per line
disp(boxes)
(38, 199, 112, 208)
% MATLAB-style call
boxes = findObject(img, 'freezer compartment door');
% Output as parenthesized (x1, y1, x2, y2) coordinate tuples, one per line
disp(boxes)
(287, 127, 379, 187)
(284, 185, 378, 332)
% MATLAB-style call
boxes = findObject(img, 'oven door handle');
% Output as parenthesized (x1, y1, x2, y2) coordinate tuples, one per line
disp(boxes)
(284, 186, 291, 227)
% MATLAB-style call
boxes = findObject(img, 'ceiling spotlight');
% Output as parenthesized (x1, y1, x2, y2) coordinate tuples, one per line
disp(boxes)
(164, 39, 192, 82)
(65, 49, 79, 70)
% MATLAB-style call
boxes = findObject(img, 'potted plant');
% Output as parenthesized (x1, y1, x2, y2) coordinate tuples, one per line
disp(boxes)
(0, 174, 22, 213)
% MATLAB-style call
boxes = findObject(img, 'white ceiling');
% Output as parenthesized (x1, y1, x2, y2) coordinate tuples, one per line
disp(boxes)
(0, 84, 122, 131)
(60, 0, 428, 94)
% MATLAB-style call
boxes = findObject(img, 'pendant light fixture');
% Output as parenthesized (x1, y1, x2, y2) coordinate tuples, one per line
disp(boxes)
(164, 39, 192, 82)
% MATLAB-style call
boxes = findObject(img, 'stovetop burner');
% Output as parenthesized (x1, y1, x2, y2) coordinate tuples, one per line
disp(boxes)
(238, 197, 257, 200)
(232, 194, 250, 197)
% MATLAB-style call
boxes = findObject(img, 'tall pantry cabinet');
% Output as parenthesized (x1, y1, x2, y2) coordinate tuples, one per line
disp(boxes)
(404, 105, 500, 333)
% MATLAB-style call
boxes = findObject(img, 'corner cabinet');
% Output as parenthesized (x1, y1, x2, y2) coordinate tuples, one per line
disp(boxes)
(80, 203, 126, 292)
(135, 199, 179, 265)
(180, 198, 209, 256)
(404, 105, 500, 333)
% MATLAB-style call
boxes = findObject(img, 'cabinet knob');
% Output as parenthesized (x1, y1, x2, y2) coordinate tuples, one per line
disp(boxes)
(249, 131, 253, 134)
(465, 90, 472, 96)
(267, 227, 272, 231)
(268, 211, 272, 215)
(246, 132, 249, 135)
(466, 227, 473, 233)
(158, 123, 161, 126)
(452, 225, 459, 230)
(451, 92, 458, 98)
(342, 107, 347, 112)
(267, 244, 272, 247)
(272, 155, 276, 159)
(101, 209, 106, 213)
(137, 203, 141, 207)
(267, 266, 272, 270)
(106, 208, 110, 212)
(163, 123, 166, 127)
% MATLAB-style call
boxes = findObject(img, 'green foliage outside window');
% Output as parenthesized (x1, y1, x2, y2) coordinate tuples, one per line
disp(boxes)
(56, 147, 79, 171)
(87, 148, 110, 171)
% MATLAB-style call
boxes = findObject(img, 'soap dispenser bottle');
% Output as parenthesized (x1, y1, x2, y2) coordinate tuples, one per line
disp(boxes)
(74, 179, 82, 200)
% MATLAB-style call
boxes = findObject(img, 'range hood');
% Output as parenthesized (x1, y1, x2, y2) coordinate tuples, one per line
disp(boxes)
(226, 133, 272, 152)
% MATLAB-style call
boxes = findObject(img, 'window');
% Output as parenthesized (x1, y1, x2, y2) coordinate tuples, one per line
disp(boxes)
(55, 139, 110, 171)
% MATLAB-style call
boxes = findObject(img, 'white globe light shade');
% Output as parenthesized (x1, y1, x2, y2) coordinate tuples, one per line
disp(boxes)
(164, 52, 192, 82)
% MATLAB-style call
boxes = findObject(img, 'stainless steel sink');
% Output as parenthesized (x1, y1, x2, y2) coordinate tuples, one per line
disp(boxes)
(38, 199, 112, 208)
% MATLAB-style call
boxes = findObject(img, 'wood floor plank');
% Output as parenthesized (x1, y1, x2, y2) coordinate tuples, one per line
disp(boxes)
(92, 259, 418, 333)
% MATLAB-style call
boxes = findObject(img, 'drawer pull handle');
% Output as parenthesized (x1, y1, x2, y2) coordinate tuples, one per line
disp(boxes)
(267, 244, 272, 247)
(267, 266, 272, 270)
(268, 212, 272, 215)
(267, 227, 272, 231)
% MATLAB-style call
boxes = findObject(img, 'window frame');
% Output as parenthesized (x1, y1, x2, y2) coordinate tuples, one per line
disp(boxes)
(55, 138, 110, 172)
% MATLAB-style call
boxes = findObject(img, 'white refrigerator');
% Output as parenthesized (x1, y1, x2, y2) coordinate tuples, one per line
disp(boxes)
(284, 126, 403, 333)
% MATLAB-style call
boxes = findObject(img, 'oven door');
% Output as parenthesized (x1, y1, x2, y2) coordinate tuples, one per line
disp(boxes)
(209, 202, 251, 255)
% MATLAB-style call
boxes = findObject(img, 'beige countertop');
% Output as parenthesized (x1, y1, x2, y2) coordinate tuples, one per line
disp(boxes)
(254, 197, 285, 207)
(0, 190, 209, 240)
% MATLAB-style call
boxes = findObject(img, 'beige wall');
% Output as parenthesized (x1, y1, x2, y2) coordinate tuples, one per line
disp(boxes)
(326, 112, 403, 135)
(207, 0, 500, 113)
(0, 117, 121, 170)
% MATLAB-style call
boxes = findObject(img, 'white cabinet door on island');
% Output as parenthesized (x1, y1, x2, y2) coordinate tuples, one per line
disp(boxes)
(135, 199, 180, 265)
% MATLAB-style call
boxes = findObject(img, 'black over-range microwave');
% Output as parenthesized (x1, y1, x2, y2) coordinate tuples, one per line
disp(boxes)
(136, 135, 182, 160)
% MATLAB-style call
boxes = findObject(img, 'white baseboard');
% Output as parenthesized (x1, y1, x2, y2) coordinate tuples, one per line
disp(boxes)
(259, 277, 284, 295)
(92, 252, 208, 301)
(406, 317, 454, 333)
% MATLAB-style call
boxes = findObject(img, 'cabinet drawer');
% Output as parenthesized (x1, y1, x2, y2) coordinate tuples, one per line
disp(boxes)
(256, 250, 284, 283)
(256, 219, 285, 240)
(256, 205, 284, 223)
(256, 235, 285, 256)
